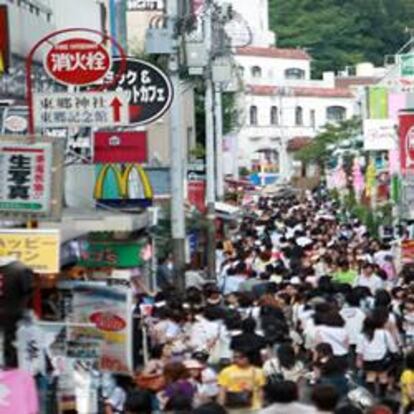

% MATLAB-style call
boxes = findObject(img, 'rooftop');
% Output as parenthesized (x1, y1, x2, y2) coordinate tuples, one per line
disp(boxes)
(236, 46, 311, 61)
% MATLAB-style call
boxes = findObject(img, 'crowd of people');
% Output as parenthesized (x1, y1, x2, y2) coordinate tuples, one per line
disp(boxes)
(113, 187, 414, 414)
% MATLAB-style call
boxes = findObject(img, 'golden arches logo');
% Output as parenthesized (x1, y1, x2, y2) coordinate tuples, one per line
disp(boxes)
(94, 164, 153, 200)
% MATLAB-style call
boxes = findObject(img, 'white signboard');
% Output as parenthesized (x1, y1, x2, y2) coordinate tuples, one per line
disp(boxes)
(127, 0, 164, 10)
(0, 142, 52, 214)
(33, 92, 129, 128)
(363, 119, 398, 151)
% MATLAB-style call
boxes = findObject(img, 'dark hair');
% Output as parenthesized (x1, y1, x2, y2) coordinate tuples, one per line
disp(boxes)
(241, 317, 256, 333)
(374, 290, 392, 308)
(335, 405, 363, 414)
(362, 316, 378, 341)
(311, 384, 339, 411)
(192, 403, 227, 414)
(345, 290, 361, 307)
(315, 342, 333, 358)
(277, 343, 296, 370)
(321, 311, 345, 327)
(406, 350, 414, 371)
(264, 380, 298, 403)
(124, 390, 152, 414)
(164, 362, 189, 384)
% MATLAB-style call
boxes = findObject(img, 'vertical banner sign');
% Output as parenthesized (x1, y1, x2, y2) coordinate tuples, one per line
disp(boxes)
(0, 143, 52, 214)
(399, 111, 414, 175)
(369, 87, 389, 119)
(0, 5, 10, 74)
(70, 284, 133, 374)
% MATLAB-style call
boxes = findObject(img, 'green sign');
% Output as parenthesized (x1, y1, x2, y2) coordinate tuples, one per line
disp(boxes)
(79, 240, 144, 268)
(401, 53, 414, 77)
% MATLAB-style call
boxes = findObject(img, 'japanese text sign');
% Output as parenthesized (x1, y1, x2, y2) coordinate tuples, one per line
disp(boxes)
(363, 119, 398, 151)
(0, 230, 60, 273)
(127, 0, 164, 10)
(401, 53, 414, 78)
(45, 38, 111, 86)
(0, 143, 52, 213)
(33, 92, 129, 128)
(103, 58, 173, 126)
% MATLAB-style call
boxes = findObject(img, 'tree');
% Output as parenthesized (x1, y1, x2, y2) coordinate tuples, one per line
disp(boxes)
(295, 116, 362, 165)
(269, 0, 414, 76)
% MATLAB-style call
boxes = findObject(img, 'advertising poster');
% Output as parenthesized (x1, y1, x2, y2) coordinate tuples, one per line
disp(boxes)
(70, 284, 133, 374)
(399, 111, 414, 175)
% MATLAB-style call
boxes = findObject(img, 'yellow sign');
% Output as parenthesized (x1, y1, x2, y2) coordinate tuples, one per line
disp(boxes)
(0, 230, 60, 273)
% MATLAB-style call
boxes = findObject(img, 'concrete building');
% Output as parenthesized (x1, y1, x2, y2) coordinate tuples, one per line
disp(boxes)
(221, 0, 357, 182)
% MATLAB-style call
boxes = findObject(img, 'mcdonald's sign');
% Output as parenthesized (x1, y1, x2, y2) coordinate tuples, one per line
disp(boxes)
(94, 163, 154, 207)
(0, 6, 10, 74)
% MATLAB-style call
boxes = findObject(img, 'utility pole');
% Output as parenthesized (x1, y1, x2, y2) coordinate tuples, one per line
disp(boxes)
(215, 83, 224, 200)
(167, 0, 186, 292)
(205, 1, 216, 279)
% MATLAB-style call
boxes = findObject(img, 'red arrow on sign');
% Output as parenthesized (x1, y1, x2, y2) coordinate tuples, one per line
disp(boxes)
(110, 97, 123, 123)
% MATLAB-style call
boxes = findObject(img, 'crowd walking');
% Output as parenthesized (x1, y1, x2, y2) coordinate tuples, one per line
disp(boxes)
(112, 187, 414, 414)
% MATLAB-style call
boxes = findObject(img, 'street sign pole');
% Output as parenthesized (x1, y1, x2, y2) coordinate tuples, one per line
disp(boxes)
(167, 0, 186, 293)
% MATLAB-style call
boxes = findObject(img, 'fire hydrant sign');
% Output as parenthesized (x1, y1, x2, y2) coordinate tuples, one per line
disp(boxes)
(0, 229, 60, 273)
(0, 142, 52, 213)
(33, 92, 129, 128)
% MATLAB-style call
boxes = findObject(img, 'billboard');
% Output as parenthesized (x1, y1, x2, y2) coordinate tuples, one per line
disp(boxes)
(363, 119, 398, 151)
(0, 6, 10, 74)
(399, 111, 414, 175)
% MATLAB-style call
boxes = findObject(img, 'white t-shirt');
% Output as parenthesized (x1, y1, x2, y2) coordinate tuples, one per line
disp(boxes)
(356, 329, 398, 361)
(315, 326, 349, 356)
(340, 306, 365, 346)
(355, 274, 384, 293)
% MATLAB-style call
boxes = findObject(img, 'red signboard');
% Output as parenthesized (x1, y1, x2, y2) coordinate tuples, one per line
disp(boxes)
(0, 5, 10, 73)
(188, 180, 206, 212)
(94, 131, 147, 164)
(399, 111, 414, 174)
(45, 38, 111, 86)
(402, 240, 414, 264)
(90, 312, 127, 332)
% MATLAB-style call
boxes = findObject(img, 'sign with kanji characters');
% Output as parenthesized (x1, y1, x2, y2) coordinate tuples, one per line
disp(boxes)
(0, 230, 60, 273)
(103, 57, 173, 126)
(33, 92, 129, 128)
(45, 38, 111, 86)
(0, 142, 52, 213)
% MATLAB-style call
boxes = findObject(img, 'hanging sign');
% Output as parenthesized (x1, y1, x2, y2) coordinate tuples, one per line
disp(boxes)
(103, 57, 173, 126)
(45, 37, 111, 86)
(0, 5, 10, 74)
(0, 142, 53, 214)
(127, 0, 164, 10)
(401, 53, 414, 78)
(33, 92, 129, 128)
(399, 110, 414, 175)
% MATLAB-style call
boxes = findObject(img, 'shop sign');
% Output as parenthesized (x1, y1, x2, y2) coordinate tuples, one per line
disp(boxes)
(399, 111, 414, 174)
(188, 180, 206, 212)
(0, 229, 60, 273)
(0, 142, 52, 214)
(0, 6, 10, 74)
(103, 57, 173, 126)
(94, 131, 147, 164)
(45, 38, 111, 86)
(71, 284, 133, 374)
(127, 0, 164, 10)
(401, 53, 414, 78)
(33, 92, 129, 128)
(94, 163, 154, 208)
(363, 119, 398, 151)
(79, 239, 145, 268)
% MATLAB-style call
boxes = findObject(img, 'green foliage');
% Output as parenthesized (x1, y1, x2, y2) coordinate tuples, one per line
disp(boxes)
(295, 117, 362, 165)
(269, 0, 414, 75)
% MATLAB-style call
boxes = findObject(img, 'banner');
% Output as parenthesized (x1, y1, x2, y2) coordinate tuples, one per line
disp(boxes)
(0, 230, 60, 273)
(70, 284, 133, 374)
(368, 87, 388, 119)
(363, 119, 398, 151)
(0, 6, 9, 74)
(399, 111, 414, 174)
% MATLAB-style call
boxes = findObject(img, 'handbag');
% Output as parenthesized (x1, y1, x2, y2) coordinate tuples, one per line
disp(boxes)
(225, 368, 255, 408)
(135, 372, 166, 392)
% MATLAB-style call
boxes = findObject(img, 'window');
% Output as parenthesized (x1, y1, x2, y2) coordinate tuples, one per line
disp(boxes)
(310, 109, 316, 129)
(250, 105, 258, 125)
(251, 66, 262, 78)
(270, 106, 279, 125)
(295, 106, 303, 126)
(285, 68, 306, 80)
(327, 106, 346, 122)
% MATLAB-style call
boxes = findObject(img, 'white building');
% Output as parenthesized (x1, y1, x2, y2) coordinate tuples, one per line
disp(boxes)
(221, 0, 357, 182)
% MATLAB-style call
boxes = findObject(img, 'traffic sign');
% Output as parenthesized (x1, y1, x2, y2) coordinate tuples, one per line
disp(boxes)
(103, 57, 173, 126)
(45, 37, 111, 86)
(33, 92, 129, 128)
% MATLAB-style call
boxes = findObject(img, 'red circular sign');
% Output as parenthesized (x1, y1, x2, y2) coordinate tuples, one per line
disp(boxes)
(90, 312, 126, 332)
(45, 38, 111, 86)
